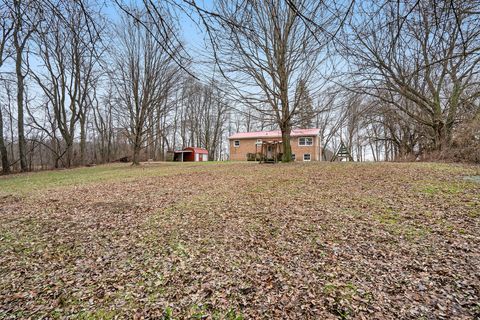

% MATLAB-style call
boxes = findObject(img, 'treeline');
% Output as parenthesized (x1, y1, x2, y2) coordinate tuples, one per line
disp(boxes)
(0, 0, 232, 173)
(211, 0, 479, 163)
(340, 0, 480, 162)
(0, 0, 479, 174)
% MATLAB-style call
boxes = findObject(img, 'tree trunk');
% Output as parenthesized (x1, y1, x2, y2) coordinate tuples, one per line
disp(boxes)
(65, 137, 74, 168)
(132, 143, 141, 165)
(281, 123, 292, 162)
(80, 117, 86, 165)
(15, 49, 27, 172)
(0, 110, 10, 174)
(13, 1, 28, 172)
(431, 120, 447, 152)
(52, 139, 59, 169)
(66, 146, 73, 168)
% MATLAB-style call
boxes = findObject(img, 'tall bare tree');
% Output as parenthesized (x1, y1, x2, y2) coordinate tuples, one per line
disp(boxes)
(0, 2, 13, 174)
(12, 0, 37, 171)
(0, 90, 9, 174)
(111, 10, 179, 165)
(345, 0, 480, 153)
(214, 0, 337, 162)
(32, 0, 101, 167)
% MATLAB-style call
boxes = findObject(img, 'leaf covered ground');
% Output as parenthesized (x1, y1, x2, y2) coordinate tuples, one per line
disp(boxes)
(0, 162, 479, 319)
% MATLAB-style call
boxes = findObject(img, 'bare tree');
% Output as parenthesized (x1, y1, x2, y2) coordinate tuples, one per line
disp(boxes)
(11, 0, 38, 171)
(31, 0, 101, 167)
(0, 2, 13, 174)
(214, 0, 337, 162)
(1, 0, 478, 172)
(345, 0, 480, 154)
(92, 86, 115, 163)
(110, 10, 179, 165)
(0, 94, 9, 174)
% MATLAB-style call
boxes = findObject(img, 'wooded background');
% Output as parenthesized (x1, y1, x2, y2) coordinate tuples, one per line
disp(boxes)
(0, 0, 479, 173)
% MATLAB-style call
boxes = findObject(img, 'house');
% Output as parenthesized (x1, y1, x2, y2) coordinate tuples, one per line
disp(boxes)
(228, 128, 322, 161)
(173, 147, 209, 162)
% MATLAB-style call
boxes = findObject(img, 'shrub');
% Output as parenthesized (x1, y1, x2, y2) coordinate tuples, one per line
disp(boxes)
(449, 116, 480, 163)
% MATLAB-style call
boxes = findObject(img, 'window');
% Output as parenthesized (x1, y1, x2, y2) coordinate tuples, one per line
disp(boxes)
(299, 137, 313, 146)
(255, 139, 262, 145)
(234, 140, 240, 147)
(292, 154, 296, 161)
(303, 153, 311, 161)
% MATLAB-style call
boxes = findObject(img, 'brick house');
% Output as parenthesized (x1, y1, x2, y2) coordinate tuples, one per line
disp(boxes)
(228, 128, 322, 161)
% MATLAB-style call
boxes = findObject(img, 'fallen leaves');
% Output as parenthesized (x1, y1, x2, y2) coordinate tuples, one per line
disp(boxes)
(0, 162, 479, 319)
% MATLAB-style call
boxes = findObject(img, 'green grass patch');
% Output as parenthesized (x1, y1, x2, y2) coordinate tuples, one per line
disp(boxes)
(69, 309, 117, 320)
(0, 162, 231, 195)
(418, 180, 470, 196)
(375, 212, 400, 225)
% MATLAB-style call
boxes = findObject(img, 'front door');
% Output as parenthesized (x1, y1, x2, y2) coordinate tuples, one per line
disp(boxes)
(267, 146, 273, 159)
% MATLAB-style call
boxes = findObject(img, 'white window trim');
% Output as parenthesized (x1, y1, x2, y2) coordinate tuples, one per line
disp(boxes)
(255, 139, 262, 145)
(303, 153, 311, 161)
(234, 140, 240, 147)
(298, 136, 313, 147)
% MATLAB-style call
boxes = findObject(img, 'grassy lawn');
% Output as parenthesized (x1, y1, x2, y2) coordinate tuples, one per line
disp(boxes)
(0, 162, 479, 319)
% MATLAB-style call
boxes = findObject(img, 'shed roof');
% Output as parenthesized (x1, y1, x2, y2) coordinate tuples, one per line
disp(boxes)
(229, 128, 320, 140)
(184, 147, 209, 154)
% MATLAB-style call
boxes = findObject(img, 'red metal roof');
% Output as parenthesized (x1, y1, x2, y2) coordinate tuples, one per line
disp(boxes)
(184, 147, 209, 154)
(229, 128, 320, 139)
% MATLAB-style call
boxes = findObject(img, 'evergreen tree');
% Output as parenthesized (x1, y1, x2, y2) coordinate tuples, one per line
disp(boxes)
(294, 80, 315, 128)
